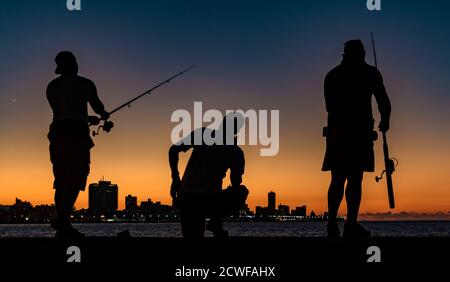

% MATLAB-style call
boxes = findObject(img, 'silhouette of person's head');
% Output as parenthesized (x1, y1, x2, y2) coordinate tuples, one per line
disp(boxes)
(343, 40, 366, 64)
(55, 51, 79, 75)
(218, 112, 245, 145)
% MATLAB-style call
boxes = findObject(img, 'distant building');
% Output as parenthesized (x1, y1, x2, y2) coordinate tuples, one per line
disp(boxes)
(140, 198, 154, 210)
(8, 198, 33, 222)
(239, 204, 253, 216)
(310, 210, 316, 218)
(125, 195, 138, 211)
(292, 205, 307, 217)
(268, 191, 276, 214)
(0, 204, 13, 222)
(0, 205, 11, 212)
(88, 180, 118, 212)
(277, 204, 290, 216)
(255, 206, 266, 218)
(30, 204, 55, 222)
(140, 199, 177, 221)
(14, 198, 32, 210)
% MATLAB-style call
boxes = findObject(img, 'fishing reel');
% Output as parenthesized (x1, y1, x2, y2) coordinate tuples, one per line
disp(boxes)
(88, 116, 114, 137)
(375, 157, 398, 182)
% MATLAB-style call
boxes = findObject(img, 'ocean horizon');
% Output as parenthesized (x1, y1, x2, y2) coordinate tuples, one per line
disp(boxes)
(1, 221, 449, 238)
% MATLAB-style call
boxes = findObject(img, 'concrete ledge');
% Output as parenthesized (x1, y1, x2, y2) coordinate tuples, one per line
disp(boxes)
(0, 237, 448, 266)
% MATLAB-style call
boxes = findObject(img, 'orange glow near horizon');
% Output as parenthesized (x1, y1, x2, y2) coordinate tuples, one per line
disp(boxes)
(1, 37, 449, 216)
(1, 90, 449, 215)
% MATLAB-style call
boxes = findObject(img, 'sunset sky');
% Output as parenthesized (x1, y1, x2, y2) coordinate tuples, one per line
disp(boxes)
(0, 0, 449, 215)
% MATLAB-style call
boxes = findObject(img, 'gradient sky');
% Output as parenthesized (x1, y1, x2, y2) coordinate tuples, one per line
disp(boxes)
(1, 0, 449, 214)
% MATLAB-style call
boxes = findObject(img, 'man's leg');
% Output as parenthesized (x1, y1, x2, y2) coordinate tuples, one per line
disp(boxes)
(206, 217, 228, 238)
(205, 186, 248, 238)
(180, 209, 206, 238)
(53, 187, 81, 234)
(343, 171, 370, 237)
(327, 171, 346, 237)
(328, 171, 346, 223)
(52, 156, 84, 236)
(345, 171, 363, 224)
(54, 188, 68, 227)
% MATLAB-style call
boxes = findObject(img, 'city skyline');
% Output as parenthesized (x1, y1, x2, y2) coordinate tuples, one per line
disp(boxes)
(0, 181, 313, 217)
(1, 1, 450, 214)
(2, 196, 449, 222)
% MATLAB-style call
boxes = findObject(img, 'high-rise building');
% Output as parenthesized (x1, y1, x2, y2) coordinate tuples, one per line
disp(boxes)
(268, 191, 276, 214)
(125, 195, 138, 211)
(88, 180, 118, 212)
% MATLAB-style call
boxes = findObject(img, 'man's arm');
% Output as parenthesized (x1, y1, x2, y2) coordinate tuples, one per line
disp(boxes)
(373, 70, 392, 132)
(168, 132, 194, 198)
(230, 147, 245, 188)
(169, 145, 187, 179)
(324, 72, 335, 114)
(88, 81, 109, 120)
(46, 83, 55, 111)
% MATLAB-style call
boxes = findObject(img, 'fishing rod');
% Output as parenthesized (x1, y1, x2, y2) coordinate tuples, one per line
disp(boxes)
(371, 32, 397, 209)
(90, 65, 196, 136)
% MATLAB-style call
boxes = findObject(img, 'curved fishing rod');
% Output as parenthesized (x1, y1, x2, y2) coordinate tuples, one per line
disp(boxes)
(91, 65, 196, 136)
(109, 65, 196, 115)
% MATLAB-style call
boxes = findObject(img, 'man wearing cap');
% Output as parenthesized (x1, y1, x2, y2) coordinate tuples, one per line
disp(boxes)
(47, 51, 109, 237)
(323, 40, 391, 238)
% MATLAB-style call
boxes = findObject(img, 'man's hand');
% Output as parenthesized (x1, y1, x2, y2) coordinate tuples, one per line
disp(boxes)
(100, 111, 110, 121)
(88, 116, 101, 126)
(379, 119, 390, 132)
(170, 174, 181, 199)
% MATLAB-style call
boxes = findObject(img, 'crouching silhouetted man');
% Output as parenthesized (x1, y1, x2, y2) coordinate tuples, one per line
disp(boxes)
(322, 40, 391, 238)
(47, 51, 110, 238)
(169, 113, 249, 238)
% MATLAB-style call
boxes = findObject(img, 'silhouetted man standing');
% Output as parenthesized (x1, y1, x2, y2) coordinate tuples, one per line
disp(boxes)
(169, 115, 248, 238)
(47, 51, 109, 237)
(323, 40, 391, 238)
